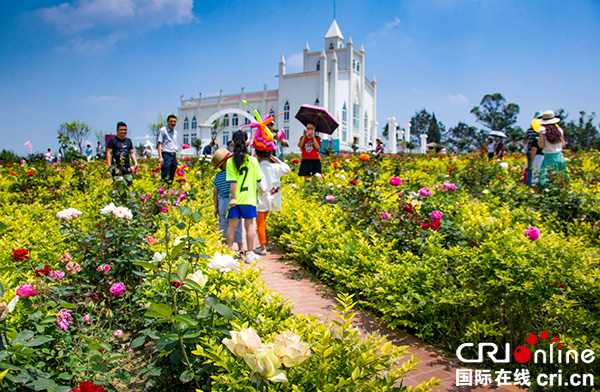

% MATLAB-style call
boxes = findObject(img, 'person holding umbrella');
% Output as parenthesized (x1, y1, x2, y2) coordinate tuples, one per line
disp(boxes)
(297, 122, 322, 177)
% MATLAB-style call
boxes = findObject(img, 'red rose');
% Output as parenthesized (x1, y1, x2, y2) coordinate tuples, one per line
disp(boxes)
(12, 249, 30, 260)
(9, 172, 16, 176)
(28, 171, 34, 176)
(422, 223, 430, 230)
(35, 264, 51, 276)
(79, 382, 107, 392)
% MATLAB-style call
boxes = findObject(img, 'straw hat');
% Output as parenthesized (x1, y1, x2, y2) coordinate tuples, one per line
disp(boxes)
(211, 147, 231, 169)
(539, 110, 560, 125)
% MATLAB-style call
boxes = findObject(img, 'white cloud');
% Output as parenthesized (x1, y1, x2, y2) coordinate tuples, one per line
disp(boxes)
(86, 94, 129, 104)
(35, 0, 194, 51)
(367, 17, 401, 39)
(286, 52, 303, 72)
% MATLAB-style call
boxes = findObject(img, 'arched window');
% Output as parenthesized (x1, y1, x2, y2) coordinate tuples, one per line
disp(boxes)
(223, 114, 229, 127)
(283, 101, 290, 122)
(191, 116, 197, 129)
(352, 59, 356, 70)
(244, 112, 251, 125)
(353, 103, 360, 129)
(232, 114, 239, 127)
(357, 61, 360, 72)
(316, 60, 320, 71)
(328, 43, 334, 50)
(183, 117, 189, 130)
(183, 134, 189, 144)
(364, 112, 368, 131)
(314, 98, 320, 106)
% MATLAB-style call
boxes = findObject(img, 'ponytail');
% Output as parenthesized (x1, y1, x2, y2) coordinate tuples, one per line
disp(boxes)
(232, 131, 249, 171)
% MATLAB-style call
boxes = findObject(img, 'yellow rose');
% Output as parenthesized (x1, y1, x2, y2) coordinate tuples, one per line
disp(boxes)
(242, 343, 287, 383)
(273, 331, 311, 367)
(222, 327, 262, 357)
(186, 269, 207, 289)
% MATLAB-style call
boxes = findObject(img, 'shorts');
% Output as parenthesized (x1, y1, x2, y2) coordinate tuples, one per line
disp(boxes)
(227, 204, 258, 219)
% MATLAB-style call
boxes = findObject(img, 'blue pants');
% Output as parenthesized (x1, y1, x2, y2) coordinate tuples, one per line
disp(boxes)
(218, 198, 243, 244)
(526, 151, 533, 187)
(161, 154, 178, 183)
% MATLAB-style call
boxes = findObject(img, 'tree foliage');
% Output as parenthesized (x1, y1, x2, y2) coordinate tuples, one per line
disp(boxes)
(148, 114, 169, 140)
(561, 110, 600, 151)
(471, 93, 520, 132)
(444, 122, 484, 153)
(57, 120, 91, 153)
(211, 118, 226, 144)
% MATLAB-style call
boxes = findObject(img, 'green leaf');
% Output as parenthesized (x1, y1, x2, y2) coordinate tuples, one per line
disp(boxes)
(144, 303, 173, 319)
(133, 261, 159, 271)
(212, 303, 234, 320)
(191, 212, 202, 221)
(172, 315, 198, 326)
(59, 302, 77, 309)
(95, 362, 108, 373)
(175, 222, 186, 230)
(179, 206, 192, 217)
(180, 370, 195, 383)
(117, 369, 131, 384)
(16, 330, 34, 342)
(176, 261, 189, 281)
(27, 377, 56, 390)
(27, 311, 43, 322)
(0, 282, 4, 300)
(181, 279, 203, 292)
(170, 239, 187, 259)
(22, 336, 53, 347)
(0, 221, 7, 231)
(204, 294, 218, 308)
(131, 336, 146, 349)
(197, 308, 210, 319)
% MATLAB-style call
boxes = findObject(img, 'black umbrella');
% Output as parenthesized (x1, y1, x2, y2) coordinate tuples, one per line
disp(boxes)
(295, 104, 340, 135)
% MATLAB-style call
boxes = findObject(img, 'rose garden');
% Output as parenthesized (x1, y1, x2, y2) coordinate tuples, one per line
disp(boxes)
(0, 150, 599, 391)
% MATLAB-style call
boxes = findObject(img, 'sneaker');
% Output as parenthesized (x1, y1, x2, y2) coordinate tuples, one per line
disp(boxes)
(254, 249, 267, 256)
(245, 251, 260, 264)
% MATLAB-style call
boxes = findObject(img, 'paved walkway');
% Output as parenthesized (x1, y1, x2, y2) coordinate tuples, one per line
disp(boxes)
(250, 245, 521, 392)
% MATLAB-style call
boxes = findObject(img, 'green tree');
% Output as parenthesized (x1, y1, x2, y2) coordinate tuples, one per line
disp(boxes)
(57, 120, 91, 153)
(381, 123, 400, 140)
(148, 114, 169, 140)
(445, 122, 483, 153)
(211, 118, 226, 144)
(428, 113, 441, 144)
(561, 110, 599, 151)
(192, 138, 203, 155)
(410, 109, 432, 135)
(471, 93, 520, 132)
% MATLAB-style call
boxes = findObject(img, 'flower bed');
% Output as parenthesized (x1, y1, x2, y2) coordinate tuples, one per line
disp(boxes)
(0, 159, 438, 391)
(270, 152, 600, 388)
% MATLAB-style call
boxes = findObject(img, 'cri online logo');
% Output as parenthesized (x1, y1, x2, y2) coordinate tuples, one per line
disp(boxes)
(456, 331, 596, 365)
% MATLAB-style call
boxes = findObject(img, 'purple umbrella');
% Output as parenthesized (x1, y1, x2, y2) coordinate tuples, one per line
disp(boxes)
(295, 104, 340, 135)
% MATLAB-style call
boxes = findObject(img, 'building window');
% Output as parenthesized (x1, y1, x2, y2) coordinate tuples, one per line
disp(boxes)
(283, 101, 290, 122)
(232, 114, 239, 127)
(223, 114, 229, 127)
(284, 126, 289, 140)
(357, 61, 360, 72)
(316, 60, 320, 71)
(315, 98, 320, 106)
(244, 112, 251, 125)
(191, 133, 197, 143)
(342, 103, 347, 142)
(352, 59, 356, 70)
(364, 112, 369, 146)
(191, 116, 197, 129)
(328, 43, 334, 50)
(183, 134, 189, 145)
(364, 112, 368, 131)
(353, 103, 360, 129)
(183, 117, 189, 130)
(222, 130, 229, 146)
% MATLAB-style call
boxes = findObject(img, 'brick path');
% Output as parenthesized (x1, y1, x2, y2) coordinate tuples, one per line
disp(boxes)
(248, 245, 521, 392)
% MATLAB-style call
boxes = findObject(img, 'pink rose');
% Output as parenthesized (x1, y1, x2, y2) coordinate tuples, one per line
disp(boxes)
(16, 283, 37, 297)
(525, 226, 540, 241)
(114, 329, 123, 338)
(379, 212, 391, 220)
(430, 210, 443, 221)
(418, 187, 433, 197)
(84, 314, 91, 324)
(325, 195, 335, 202)
(110, 282, 126, 296)
(103, 265, 110, 272)
(389, 177, 402, 186)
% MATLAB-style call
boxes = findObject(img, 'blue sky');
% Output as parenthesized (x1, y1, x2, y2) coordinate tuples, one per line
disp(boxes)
(1, 0, 599, 155)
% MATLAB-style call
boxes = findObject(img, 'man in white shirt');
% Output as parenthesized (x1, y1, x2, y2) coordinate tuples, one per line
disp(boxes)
(157, 115, 179, 183)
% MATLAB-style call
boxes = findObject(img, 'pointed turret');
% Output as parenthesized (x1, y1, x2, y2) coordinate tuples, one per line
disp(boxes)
(347, 36, 353, 46)
(359, 44, 365, 53)
(325, 20, 344, 50)
(279, 54, 286, 76)
(304, 42, 310, 52)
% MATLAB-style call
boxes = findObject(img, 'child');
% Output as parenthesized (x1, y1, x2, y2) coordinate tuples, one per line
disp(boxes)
(255, 149, 291, 255)
(297, 122, 322, 176)
(211, 148, 244, 253)
(226, 131, 265, 264)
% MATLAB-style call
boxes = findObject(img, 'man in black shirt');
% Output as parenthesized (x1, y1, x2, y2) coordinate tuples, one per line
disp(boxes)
(106, 122, 138, 184)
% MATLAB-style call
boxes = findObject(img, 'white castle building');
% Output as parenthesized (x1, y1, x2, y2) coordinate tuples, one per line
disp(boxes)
(178, 20, 377, 153)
